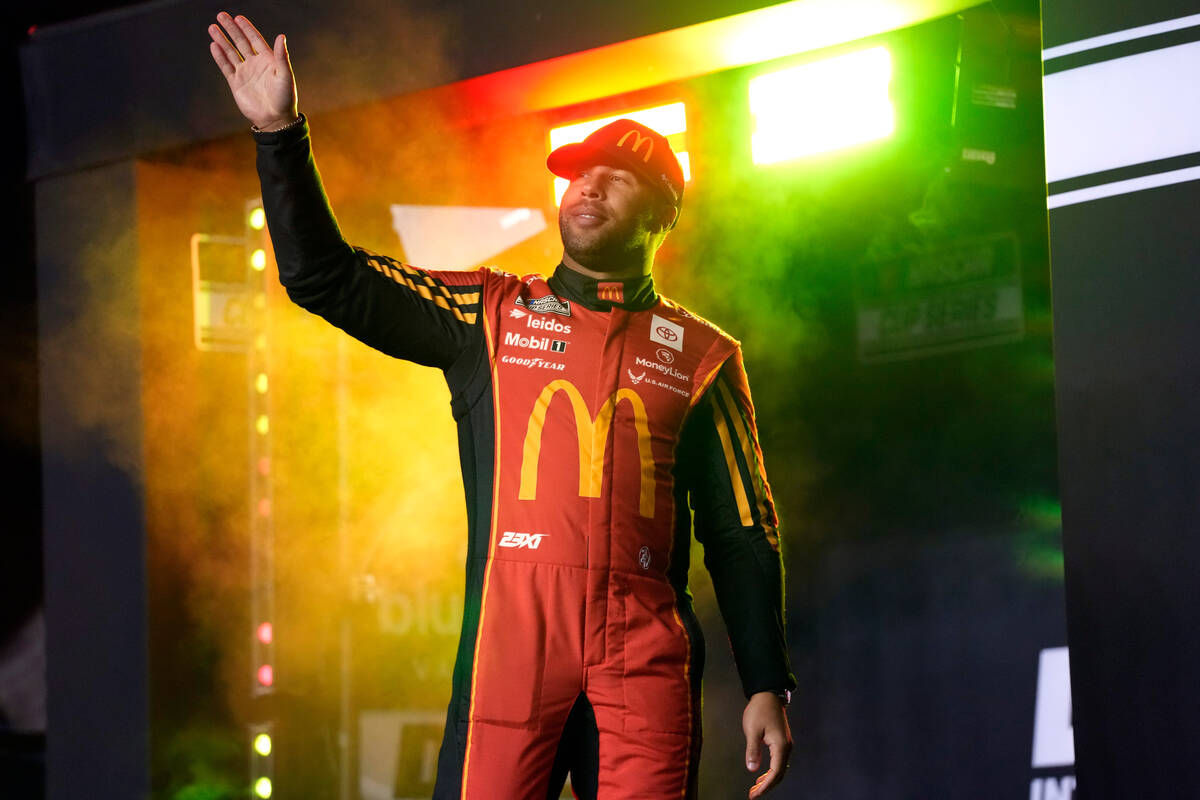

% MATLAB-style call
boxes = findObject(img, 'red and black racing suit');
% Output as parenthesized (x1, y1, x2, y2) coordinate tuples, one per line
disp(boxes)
(254, 118, 794, 799)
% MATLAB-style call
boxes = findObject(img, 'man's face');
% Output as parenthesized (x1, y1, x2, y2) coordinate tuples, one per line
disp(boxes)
(558, 162, 667, 272)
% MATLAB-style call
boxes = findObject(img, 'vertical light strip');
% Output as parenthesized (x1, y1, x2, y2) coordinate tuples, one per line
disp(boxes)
(246, 196, 277, 796)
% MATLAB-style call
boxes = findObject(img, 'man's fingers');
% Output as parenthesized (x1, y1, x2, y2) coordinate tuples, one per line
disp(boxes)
(746, 730, 790, 798)
(236, 14, 272, 54)
(748, 765, 779, 799)
(208, 22, 241, 63)
(218, 12, 256, 57)
(747, 749, 787, 799)
(767, 732, 789, 783)
(209, 40, 237, 79)
(273, 33, 290, 69)
(767, 725, 791, 765)
(745, 734, 762, 771)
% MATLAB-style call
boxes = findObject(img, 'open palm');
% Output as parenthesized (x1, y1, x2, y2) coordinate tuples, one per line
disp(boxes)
(208, 12, 297, 130)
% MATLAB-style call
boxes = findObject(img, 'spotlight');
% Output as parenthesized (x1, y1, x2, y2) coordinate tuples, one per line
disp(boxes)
(751, 46, 894, 164)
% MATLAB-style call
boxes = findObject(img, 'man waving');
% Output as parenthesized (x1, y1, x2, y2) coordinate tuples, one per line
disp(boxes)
(209, 12, 794, 798)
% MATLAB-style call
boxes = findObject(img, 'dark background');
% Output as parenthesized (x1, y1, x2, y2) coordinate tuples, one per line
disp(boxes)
(6, 1, 1062, 799)
(11, 0, 1200, 798)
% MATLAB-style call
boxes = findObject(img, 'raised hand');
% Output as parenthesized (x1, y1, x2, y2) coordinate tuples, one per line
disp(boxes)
(208, 12, 297, 131)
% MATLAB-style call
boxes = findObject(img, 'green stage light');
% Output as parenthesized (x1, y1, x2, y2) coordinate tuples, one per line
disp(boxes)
(254, 777, 273, 798)
(750, 46, 894, 164)
(254, 733, 272, 757)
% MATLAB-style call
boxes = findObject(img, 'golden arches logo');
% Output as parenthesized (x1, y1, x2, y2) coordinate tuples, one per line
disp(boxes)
(616, 129, 654, 163)
(519, 379, 655, 518)
(597, 281, 624, 303)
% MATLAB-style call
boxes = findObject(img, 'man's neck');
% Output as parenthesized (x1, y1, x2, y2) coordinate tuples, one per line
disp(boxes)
(549, 260, 658, 312)
(559, 250, 652, 281)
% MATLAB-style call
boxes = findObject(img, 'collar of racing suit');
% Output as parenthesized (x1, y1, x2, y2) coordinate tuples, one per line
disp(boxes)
(547, 262, 658, 312)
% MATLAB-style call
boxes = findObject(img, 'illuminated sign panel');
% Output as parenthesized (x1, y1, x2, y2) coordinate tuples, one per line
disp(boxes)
(750, 46, 894, 164)
(548, 102, 690, 205)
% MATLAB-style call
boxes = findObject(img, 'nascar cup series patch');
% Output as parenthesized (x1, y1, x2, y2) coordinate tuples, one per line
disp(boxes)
(517, 295, 572, 316)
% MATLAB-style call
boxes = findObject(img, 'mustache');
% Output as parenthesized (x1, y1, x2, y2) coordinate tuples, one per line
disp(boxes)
(564, 201, 608, 218)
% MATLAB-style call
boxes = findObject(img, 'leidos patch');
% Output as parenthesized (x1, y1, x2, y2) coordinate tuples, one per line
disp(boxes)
(517, 295, 572, 316)
(650, 314, 684, 352)
(526, 316, 572, 335)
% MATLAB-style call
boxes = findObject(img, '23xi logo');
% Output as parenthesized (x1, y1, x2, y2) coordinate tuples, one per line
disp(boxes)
(499, 531, 547, 549)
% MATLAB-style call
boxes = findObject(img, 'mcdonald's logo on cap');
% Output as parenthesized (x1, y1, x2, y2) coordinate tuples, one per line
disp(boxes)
(616, 129, 654, 163)
(547, 118, 685, 210)
(519, 379, 655, 518)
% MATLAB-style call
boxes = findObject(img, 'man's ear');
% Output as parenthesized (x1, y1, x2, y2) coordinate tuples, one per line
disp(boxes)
(658, 202, 679, 232)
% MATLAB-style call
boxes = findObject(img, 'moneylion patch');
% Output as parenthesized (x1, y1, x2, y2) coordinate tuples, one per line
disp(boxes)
(517, 294, 572, 316)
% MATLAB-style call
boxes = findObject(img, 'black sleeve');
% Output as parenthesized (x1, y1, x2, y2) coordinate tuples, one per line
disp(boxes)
(679, 353, 795, 699)
(253, 116, 482, 370)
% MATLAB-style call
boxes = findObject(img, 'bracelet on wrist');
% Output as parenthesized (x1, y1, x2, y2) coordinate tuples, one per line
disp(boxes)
(251, 114, 304, 134)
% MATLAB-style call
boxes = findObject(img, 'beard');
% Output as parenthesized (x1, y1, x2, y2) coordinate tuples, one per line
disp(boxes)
(558, 205, 656, 273)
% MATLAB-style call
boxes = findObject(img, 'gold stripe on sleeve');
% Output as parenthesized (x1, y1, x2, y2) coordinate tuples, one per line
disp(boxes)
(364, 257, 478, 325)
(716, 379, 774, 539)
(711, 395, 754, 527)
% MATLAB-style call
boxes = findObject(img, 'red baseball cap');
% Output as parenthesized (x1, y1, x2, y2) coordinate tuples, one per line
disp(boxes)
(547, 119, 685, 209)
